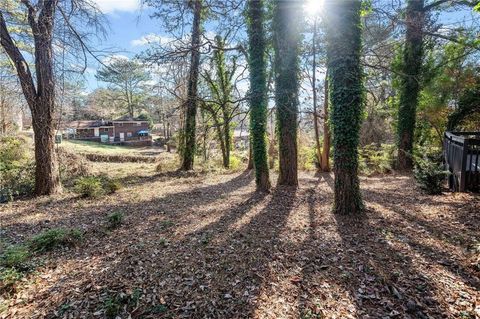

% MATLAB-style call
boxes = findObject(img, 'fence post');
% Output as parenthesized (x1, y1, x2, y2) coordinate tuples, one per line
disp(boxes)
(460, 138, 469, 192)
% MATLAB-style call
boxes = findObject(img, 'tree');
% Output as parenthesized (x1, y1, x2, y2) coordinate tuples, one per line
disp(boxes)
(0, 0, 61, 195)
(182, 0, 203, 170)
(247, 0, 270, 191)
(396, 0, 425, 170)
(320, 77, 331, 172)
(326, 0, 364, 215)
(0, 0, 105, 196)
(273, 0, 301, 187)
(96, 58, 151, 118)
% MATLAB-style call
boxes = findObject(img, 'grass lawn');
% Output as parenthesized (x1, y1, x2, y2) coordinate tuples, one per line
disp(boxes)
(60, 140, 163, 157)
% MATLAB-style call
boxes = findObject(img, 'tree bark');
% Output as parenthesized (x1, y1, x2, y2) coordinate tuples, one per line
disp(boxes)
(397, 0, 425, 170)
(181, 0, 202, 171)
(273, 0, 301, 187)
(247, 0, 271, 191)
(326, 0, 364, 215)
(0, 2, 61, 196)
(320, 77, 331, 172)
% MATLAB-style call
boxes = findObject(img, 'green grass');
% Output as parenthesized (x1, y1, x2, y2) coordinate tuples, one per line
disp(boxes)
(61, 140, 149, 156)
(29, 228, 83, 252)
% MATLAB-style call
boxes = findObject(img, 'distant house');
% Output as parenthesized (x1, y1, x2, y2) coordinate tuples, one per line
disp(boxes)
(62, 117, 152, 146)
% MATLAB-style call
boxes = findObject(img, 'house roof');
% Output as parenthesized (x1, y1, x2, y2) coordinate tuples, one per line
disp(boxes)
(62, 120, 113, 129)
(113, 115, 148, 122)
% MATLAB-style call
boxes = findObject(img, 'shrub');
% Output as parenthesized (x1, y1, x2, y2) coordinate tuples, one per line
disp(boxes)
(104, 178, 122, 194)
(229, 155, 243, 171)
(103, 296, 121, 319)
(359, 143, 395, 175)
(414, 149, 448, 195)
(29, 228, 83, 252)
(106, 212, 124, 229)
(74, 176, 103, 198)
(298, 146, 318, 171)
(0, 245, 30, 270)
(57, 148, 91, 186)
(0, 136, 34, 202)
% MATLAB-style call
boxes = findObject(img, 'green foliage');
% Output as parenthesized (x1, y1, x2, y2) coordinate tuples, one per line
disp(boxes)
(137, 113, 154, 129)
(413, 149, 447, 195)
(103, 296, 121, 319)
(74, 176, 103, 198)
(106, 212, 124, 230)
(247, 0, 271, 190)
(229, 154, 242, 171)
(29, 228, 83, 252)
(74, 175, 122, 198)
(359, 144, 395, 175)
(0, 268, 23, 294)
(0, 245, 30, 270)
(0, 136, 34, 202)
(298, 146, 318, 171)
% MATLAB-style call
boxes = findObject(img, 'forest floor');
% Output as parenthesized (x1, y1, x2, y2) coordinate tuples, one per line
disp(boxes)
(0, 164, 479, 319)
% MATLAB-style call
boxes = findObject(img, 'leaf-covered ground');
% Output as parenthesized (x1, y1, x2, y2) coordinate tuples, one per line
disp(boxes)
(1, 166, 479, 318)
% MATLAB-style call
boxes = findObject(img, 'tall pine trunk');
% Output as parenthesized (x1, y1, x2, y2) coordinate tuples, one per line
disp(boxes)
(312, 18, 322, 170)
(326, 0, 364, 215)
(273, 0, 301, 187)
(397, 0, 425, 170)
(247, 0, 270, 191)
(181, 0, 202, 171)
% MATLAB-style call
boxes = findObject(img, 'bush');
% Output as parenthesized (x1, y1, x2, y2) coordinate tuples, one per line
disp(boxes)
(74, 176, 103, 198)
(359, 143, 395, 175)
(414, 149, 448, 195)
(298, 146, 318, 171)
(57, 148, 91, 186)
(0, 136, 34, 202)
(0, 245, 30, 270)
(229, 155, 243, 171)
(106, 212, 124, 229)
(103, 178, 122, 194)
(29, 228, 83, 252)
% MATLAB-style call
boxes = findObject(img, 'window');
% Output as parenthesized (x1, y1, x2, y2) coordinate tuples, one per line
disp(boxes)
(127, 132, 132, 138)
(136, 122, 141, 126)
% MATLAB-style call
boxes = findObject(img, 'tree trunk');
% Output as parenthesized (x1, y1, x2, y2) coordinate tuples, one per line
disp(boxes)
(181, 0, 202, 171)
(223, 117, 230, 168)
(397, 0, 425, 170)
(273, 0, 301, 187)
(320, 77, 331, 172)
(312, 19, 322, 170)
(247, 141, 254, 170)
(247, 0, 271, 191)
(0, 2, 61, 196)
(32, 105, 61, 195)
(326, 0, 364, 215)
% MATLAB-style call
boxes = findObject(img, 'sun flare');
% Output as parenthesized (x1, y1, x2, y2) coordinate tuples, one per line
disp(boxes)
(305, 0, 323, 15)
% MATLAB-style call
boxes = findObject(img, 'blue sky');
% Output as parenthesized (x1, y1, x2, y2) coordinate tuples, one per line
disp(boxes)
(85, 1, 161, 91)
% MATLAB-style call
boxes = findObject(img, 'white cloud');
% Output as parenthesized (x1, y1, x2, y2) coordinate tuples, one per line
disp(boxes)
(130, 33, 175, 47)
(93, 0, 140, 14)
(102, 54, 130, 65)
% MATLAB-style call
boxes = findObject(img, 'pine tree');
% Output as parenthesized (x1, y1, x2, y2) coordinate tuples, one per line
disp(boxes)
(247, 0, 271, 191)
(273, 0, 301, 187)
(326, 0, 364, 215)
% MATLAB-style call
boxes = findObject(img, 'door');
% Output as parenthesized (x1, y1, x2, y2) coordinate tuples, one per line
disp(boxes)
(94, 128, 100, 137)
(119, 132, 125, 142)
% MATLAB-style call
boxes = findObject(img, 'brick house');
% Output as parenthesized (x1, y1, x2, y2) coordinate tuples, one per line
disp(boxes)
(63, 118, 152, 146)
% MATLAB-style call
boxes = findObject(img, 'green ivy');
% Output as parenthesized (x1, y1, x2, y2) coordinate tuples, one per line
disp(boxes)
(326, 0, 364, 214)
(247, 0, 271, 190)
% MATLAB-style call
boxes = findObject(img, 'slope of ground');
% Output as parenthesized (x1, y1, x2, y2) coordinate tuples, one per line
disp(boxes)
(0, 167, 479, 318)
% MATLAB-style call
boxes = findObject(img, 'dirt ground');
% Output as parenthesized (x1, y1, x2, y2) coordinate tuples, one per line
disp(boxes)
(1, 166, 479, 318)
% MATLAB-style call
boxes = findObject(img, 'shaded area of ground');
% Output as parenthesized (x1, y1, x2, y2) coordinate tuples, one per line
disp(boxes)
(0, 169, 479, 318)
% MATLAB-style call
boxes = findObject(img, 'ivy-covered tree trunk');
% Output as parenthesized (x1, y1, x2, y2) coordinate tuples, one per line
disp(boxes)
(273, 0, 301, 187)
(397, 0, 425, 170)
(247, 0, 270, 191)
(181, 0, 202, 171)
(326, 0, 364, 215)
